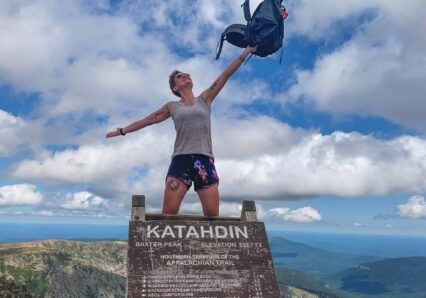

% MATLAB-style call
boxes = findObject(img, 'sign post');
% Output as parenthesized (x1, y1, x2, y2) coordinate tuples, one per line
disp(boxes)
(127, 195, 280, 297)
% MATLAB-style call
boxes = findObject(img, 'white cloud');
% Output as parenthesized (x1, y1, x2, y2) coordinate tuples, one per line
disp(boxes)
(396, 195, 426, 219)
(10, 115, 426, 204)
(264, 206, 322, 223)
(213, 116, 305, 159)
(219, 202, 243, 218)
(176, 201, 243, 218)
(12, 129, 172, 184)
(51, 56, 145, 115)
(60, 191, 105, 210)
(118, 0, 253, 53)
(0, 184, 43, 205)
(0, 0, 142, 92)
(353, 222, 363, 227)
(385, 224, 392, 228)
(0, 208, 128, 219)
(3, 0, 423, 130)
(0, 0, 267, 120)
(2, 0, 426, 220)
(287, 0, 379, 39)
(0, 110, 27, 156)
(286, 0, 426, 131)
(0, 0, 164, 118)
(216, 120, 426, 200)
(32, 210, 54, 217)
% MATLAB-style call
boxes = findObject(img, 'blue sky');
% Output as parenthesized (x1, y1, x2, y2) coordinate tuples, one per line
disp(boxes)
(1, 0, 425, 236)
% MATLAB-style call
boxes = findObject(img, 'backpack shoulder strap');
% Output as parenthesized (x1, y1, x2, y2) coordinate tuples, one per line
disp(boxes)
(215, 24, 247, 60)
(215, 32, 226, 60)
(241, 0, 251, 22)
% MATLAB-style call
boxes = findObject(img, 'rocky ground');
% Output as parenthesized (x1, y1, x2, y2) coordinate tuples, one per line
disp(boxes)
(0, 240, 127, 297)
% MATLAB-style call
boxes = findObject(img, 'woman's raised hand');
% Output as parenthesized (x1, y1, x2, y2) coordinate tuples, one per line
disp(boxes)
(247, 45, 258, 53)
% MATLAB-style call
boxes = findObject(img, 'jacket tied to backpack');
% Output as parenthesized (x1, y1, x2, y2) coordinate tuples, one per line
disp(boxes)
(215, 0, 288, 60)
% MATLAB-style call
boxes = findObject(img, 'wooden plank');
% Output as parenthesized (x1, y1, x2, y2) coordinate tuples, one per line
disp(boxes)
(144, 213, 241, 222)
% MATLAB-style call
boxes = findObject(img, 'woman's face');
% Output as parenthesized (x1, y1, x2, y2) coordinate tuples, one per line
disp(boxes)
(173, 72, 193, 92)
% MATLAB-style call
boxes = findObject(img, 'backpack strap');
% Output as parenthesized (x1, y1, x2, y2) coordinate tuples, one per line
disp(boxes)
(215, 24, 247, 60)
(241, 0, 251, 22)
(244, 53, 254, 65)
(215, 32, 226, 60)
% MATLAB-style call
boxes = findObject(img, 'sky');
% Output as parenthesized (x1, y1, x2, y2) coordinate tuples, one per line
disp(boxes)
(0, 0, 425, 236)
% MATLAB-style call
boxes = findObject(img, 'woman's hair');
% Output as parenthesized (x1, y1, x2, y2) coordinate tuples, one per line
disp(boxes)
(169, 70, 182, 97)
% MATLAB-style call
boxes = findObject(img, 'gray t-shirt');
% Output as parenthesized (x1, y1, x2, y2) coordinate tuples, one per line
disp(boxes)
(167, 96, 213, 158)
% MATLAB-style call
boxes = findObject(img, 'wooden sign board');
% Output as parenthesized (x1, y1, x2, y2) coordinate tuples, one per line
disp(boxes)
(127, 196, 280, 298)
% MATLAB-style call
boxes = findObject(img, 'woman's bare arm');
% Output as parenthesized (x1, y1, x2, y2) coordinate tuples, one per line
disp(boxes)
(106, 104, 170, 138)
(201, 46, 257, 106)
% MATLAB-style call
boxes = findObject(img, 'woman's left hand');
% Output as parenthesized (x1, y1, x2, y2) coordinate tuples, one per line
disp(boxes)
(246, 45, 258, 54)
(240, 45, 258, 61)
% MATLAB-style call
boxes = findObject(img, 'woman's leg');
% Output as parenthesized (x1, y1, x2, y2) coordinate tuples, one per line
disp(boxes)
(196, 184, 219, 217)
(162, 177, 188, 214)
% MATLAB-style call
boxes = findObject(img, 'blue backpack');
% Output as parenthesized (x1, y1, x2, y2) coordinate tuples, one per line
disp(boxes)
(215, 0, 288, 61)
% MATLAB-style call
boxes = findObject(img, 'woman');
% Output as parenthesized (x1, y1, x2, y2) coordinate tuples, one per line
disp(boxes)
(106, 46, 257, 216)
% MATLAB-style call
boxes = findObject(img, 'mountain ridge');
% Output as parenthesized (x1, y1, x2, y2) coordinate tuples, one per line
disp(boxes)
(1, 238, 425, 297)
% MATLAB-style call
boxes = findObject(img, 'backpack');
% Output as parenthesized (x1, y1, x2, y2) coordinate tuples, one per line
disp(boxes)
(215, 0, 288, 60)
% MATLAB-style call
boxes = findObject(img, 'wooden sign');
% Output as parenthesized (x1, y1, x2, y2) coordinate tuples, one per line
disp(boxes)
(127, 196, 280, 298)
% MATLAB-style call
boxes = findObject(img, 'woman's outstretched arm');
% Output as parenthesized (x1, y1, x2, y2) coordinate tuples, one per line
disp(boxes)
(106, 104, 170, 138)
(201, 45, 257, 106)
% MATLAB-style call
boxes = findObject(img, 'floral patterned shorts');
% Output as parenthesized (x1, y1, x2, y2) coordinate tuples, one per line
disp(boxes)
(166, 154, 219, 191)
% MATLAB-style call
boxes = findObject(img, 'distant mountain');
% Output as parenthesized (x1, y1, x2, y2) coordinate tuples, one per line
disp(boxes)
(270, 236, 381, 274)
(0, 240, 127, 297)
(335, 257, 426, 297)
(276, 267, 350, 298)
(271, 237, 426, 297)
(0, 239, 338, 298)
(2, 239, 425, 298)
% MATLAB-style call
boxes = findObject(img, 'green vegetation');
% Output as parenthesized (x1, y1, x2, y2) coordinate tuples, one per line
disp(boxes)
(0, 274, 33, 297)
(0, 240, 127, 297)
(1, 264, 48, 296)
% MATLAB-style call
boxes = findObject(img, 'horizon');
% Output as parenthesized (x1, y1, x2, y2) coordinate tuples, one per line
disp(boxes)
(2, 221, 426, 240)
(2, 222, 426, 260)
